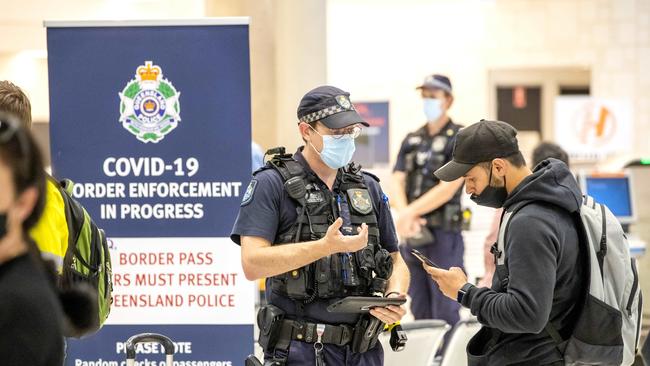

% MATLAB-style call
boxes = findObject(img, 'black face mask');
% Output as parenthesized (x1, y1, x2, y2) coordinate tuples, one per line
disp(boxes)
(470, 163, 508, 208)
(0, 213, 6, 239)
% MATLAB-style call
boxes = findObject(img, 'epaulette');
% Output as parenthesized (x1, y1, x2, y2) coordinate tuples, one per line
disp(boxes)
(361, 171, 381, 182)
(252, 163, 273, 176)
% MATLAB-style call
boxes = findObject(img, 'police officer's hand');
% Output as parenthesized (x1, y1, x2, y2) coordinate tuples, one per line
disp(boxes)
(323, 218, 369, 254)
(424, 265, 468, 301)
(395, 209, 426, 239)
(369, 293, 407, 324)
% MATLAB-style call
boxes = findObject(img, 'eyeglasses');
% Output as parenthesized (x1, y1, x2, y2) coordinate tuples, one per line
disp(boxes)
(310, 123, 363, 139)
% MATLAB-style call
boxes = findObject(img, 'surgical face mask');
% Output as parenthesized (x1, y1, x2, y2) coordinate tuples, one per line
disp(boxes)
(309, 127, 356, 169)
(423, 98, 443, 122)
(470, 163, 508, 208)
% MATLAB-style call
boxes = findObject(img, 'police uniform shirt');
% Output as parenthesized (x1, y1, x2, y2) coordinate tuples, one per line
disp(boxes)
(231, 148, 398, 324)
(393, 119, 462, 205)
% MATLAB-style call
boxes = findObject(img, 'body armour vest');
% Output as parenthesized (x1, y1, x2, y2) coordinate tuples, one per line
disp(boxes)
(402, 123, 462, 220)
(265, 149, 393, 303)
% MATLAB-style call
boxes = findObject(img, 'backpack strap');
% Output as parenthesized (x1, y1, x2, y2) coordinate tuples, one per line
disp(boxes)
(492, 201, 533, 289)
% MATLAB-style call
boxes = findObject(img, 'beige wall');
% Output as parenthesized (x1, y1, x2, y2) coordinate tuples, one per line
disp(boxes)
(327, 0, 650, 168)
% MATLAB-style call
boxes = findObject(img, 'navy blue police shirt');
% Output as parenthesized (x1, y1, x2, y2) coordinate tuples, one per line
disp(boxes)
(231, 147, 399, 325)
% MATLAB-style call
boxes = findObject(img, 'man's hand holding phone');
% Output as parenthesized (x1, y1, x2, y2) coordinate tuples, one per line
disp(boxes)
(412, 248, 469, 301)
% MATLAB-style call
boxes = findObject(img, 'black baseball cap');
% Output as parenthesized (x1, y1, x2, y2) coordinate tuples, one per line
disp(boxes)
(416, 74, 452, 94)
(297, 86, 369, 129)
(434, 120, 520, 181)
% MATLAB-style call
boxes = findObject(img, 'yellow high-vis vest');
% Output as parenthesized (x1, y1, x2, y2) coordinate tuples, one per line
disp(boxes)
(29, 177, 68, 272)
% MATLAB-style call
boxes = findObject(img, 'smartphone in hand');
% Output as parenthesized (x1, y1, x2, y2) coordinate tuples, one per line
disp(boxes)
(410, 248, 442, 269)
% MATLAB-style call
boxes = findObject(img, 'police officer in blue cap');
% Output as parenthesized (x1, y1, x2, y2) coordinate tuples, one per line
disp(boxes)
(232, 86, 410, 365)
(391, 74, 465, 327)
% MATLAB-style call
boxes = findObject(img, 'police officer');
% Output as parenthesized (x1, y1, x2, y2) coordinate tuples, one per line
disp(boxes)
(232, 86, 410, 365)
(391, 74, 465, 326)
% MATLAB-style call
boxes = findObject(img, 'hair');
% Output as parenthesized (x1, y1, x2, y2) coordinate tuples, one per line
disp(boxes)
(0, 81, 32, 129)
(0, 112, 45, 231)
(477, 151, 527, 172)
(532, 142, 569, 168)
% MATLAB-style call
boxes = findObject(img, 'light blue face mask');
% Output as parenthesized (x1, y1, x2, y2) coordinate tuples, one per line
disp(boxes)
(423, 98, 443, 122)
(310, 129, 356, 169)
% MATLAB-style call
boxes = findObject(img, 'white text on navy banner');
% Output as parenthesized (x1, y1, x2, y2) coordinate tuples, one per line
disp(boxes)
(71, 156, 243, 220)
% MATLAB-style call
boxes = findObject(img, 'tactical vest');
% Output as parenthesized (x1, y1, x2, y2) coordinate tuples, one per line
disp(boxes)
(403, 124, 462, 223)
(264, 149, 393, 303)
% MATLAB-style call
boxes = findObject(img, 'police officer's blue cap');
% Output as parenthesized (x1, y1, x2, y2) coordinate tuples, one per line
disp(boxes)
(416, 74, 452, 94)
(435, 120, 519, 181)
(297, 86, 369, 129)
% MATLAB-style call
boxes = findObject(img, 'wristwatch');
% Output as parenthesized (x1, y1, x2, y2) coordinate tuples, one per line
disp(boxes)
(457, 283, 474, 305)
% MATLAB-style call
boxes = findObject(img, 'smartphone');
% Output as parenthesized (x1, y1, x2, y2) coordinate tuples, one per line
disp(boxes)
(410, 248, 441, 269)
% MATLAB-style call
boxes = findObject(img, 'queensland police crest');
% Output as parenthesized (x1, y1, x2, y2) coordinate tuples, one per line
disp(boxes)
(119, 61, 181, 143)
(348, 189, 373, 214)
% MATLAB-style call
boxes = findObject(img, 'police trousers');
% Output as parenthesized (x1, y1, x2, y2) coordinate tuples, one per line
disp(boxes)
(400, 228, 465, 325)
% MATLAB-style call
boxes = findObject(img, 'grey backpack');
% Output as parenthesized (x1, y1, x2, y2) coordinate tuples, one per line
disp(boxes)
(496, 195, 642, 366)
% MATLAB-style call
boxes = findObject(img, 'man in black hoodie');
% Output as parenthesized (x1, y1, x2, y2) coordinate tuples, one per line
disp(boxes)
(425, 120, 585, 365)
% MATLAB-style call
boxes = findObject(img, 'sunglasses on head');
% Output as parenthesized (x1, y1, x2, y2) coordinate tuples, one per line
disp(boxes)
(0, 117, 31, 167)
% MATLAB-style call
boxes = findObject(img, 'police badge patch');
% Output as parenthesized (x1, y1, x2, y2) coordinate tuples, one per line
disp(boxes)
(119, 61, 181, 143)
(335, 95, 352, 110)
(432, 136, 448, 152)
(241, 179, 258, 206)
(347, 189, 373, 215)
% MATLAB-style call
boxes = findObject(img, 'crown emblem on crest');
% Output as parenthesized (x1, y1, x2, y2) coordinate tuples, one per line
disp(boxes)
(119, 60, 181, 143)
(137, 61, 161, 82)
(143, 100, 156, 112)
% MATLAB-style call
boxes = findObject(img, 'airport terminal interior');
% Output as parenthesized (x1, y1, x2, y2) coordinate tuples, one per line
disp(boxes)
(1, 0, 650, 365)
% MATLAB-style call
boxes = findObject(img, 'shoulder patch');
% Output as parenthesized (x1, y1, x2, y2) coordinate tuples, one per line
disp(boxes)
(361, 171, 380, 182)
(241, 179, 258, 206)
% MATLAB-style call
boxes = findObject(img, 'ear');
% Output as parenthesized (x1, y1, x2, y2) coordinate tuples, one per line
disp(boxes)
(491, 158, 508, 177)
(12, 187, 38, 224)
(298, 122, 312, 142)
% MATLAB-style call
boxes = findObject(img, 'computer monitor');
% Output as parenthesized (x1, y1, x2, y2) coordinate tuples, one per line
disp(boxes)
(580, 174, 635, 224)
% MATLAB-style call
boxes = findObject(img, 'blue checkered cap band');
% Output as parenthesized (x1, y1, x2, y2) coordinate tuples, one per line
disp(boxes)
(299, 104, 355, 123)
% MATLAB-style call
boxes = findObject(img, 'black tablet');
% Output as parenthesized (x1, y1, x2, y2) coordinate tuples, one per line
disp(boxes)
(326, 296, 406, 314)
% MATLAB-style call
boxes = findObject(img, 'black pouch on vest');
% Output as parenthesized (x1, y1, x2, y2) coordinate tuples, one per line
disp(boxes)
(316, 256, 333, 297)
(442, 203, 463, 232)
(351, 315, 383, 353)
(257, 304, 286, 352)
(330, 253, 343, 292)
(285, 265, 311, 299)
(355, 245, 375, 274)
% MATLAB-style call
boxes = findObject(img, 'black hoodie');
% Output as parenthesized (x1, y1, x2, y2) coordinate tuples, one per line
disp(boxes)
(462, 159, 586, 365)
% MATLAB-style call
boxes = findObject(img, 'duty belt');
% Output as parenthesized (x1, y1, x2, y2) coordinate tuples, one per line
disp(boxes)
(279, 319, 354, 346)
